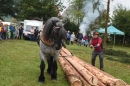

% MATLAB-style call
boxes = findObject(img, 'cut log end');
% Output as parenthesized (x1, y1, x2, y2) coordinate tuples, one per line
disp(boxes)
(113, 79, 126, 86)
(90, 77, 98, 85)
(70, 76, 82, 86)
(71, 80, 82, 86)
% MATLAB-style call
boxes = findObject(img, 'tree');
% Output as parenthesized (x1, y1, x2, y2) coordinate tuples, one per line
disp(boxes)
(112, 4, 130, 35)
(16, 0, 65, 21)
(112, 4, 130, 44)
(69, 0, 85, 25)
(11, 18, 18, 23)
(0, 0, 19, 19)
(63, 18, 79, 34)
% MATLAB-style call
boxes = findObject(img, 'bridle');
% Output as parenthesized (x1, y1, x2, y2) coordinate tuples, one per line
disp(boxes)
(40, 26, 62, 47)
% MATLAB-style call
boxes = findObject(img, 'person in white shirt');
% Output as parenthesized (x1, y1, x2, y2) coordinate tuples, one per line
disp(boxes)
(30, 27, 35, 41)
(70, 32, 75, 45)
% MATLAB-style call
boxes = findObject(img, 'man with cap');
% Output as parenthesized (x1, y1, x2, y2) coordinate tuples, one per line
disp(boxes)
(90, 32, 104, 71)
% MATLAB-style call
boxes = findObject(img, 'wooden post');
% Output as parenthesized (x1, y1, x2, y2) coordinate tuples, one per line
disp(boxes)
(103, 0, 110, 48)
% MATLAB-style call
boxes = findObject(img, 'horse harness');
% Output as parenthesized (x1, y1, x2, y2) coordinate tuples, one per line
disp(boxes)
(40, 28, 54, 46)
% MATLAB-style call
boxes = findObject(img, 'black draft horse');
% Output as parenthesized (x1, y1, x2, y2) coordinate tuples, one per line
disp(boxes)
(38, 17, 66, 83)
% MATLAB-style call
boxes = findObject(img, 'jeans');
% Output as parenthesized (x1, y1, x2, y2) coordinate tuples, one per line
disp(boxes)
(78, 39, 82, 46)
(2, 32, 6, 40)
(92, 51, 104, 70)
(30, 34, 34, 41)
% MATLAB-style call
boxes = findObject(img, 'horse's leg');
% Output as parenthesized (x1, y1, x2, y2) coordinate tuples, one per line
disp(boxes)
(38, 60, 45, 83)
(51, 59, 58, 80)
(47, 56, 53, 75)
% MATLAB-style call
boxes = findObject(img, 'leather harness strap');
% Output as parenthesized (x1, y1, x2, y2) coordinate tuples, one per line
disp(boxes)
(40, 28, 54, 46)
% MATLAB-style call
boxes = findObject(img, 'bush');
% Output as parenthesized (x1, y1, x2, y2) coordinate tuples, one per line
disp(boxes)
(105, 49, 130, 64)
(105, 49, 129, 57)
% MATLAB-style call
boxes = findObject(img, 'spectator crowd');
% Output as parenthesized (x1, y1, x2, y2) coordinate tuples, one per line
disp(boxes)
(0, 20, 24, 41)
(66, 30, 89, 47)
(0, 20, 39, 42)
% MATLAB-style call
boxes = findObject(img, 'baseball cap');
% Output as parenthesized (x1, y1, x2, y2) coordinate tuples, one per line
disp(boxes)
(93, 32, 99, 35)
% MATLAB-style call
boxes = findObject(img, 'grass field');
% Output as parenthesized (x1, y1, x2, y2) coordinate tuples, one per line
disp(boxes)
(0, 40, 130, 86)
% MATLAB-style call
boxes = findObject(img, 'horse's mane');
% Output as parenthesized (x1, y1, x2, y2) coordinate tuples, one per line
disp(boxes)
(43, 17, 66, 40)
(59, 27, 67, 40)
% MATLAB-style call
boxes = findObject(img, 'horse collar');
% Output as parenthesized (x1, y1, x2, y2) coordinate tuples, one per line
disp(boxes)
(40, 31, 54, 46)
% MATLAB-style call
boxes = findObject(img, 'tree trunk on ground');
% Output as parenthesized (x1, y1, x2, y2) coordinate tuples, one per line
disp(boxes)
(64, 56, 98, 85)
(59, 51, 91, 86)
(72, 56, 126, 86)
(59, 56, 82, 86)
(61, 47, 72, 56)
(60, 47, 129, 86)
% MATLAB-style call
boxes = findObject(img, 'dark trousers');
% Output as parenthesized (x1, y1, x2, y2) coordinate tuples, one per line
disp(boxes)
(34, 35, 38, 41)
(71, 41, 74, 45)
(92, 51, 104, 70)
(2, 32, 7, 40)
(0, 32, 2, 40)
(10, 32, 14, 39)
(78, 39, 82, 46)
(30, 34, 34, 41)
(19, 33, 22, 40)
(66, 38, 70, 45)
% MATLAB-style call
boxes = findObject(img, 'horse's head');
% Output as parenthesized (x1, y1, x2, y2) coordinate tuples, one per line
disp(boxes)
(51, 21, 66, 50)
(43, 17, 67, 50)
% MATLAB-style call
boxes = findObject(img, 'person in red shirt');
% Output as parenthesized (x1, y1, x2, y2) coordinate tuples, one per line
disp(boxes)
(90, 32, 104, 71)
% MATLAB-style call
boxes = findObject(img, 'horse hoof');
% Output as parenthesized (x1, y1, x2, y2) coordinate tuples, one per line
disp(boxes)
(51, 76, 57, 80)
(38, 76, 45, 83)
(38, 81, 44, 83)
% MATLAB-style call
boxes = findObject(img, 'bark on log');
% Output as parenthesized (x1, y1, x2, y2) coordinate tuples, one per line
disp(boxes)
(60, 49, 67, 56)
(59, 51, 91, 86)
(72, 55, 126, 86)
(126, 85, 130, 86)
(59, 56, 82, 86)
(62, 47, 72, 55)
(97, 80, 106, 86)
(64, 56, 98, 85)
(64, 59, 91, 86)
(60, 48, 128, 86)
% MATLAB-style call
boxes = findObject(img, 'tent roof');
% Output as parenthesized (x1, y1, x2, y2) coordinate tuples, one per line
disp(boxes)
(98, 25, 125, 35)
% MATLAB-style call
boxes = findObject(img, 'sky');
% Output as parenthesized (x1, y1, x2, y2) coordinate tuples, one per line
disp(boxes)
(109, 0, 130, 16)
(61, 0, 130, 16)
(60, 0, 130, 35)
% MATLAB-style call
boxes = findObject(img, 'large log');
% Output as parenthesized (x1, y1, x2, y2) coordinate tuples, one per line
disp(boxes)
(61, 48, 129, 86)
(64, 56, 98, 85)
(97, 80, 106, 86)
(72, 55, 126, 86)
(61, 47, 72, 55)
(59, 51, 91, 86)
(59, 56, 82, 86)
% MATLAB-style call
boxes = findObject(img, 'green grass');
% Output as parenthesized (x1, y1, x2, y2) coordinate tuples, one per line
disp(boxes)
(0, 40, 69, 86)
(0, 40, 130, 86)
